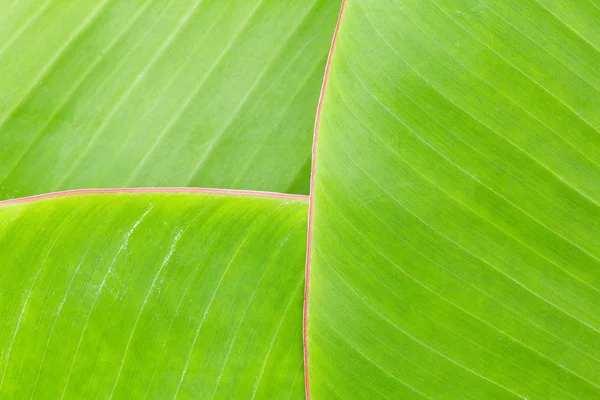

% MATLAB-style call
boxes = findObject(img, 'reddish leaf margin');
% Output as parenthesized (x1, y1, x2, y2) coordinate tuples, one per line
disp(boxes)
(303, 0, 347, 398)
(0, 187, 308, 207)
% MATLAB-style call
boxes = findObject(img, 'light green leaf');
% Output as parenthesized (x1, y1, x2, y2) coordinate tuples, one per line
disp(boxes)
(307, 0, 600, 398)
(0, 190, 307, 399)
(0, 0, 340, 199)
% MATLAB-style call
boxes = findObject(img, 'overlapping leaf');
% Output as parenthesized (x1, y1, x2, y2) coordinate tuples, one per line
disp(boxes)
(307, 0, 600, 398)
(0, 191, 307, 398)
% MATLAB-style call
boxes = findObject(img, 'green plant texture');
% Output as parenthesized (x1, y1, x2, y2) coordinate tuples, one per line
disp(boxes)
(1, 0, 599, 399)
(0, 191, 307, 398)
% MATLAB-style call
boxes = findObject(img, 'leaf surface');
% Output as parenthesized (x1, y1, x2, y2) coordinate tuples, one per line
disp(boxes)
(0, 190, 307, 399)
(307, 0, 600, 398)
(0, 0, 340, 199)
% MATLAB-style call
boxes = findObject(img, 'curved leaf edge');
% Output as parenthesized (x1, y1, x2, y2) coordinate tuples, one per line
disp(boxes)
(0, 187, 309, 207)
(303, 1, 347, 399)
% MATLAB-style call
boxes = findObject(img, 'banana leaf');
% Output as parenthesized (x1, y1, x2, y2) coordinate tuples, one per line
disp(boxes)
(0, 189, 308, 399)
(0, 0, 340, 199)
(306, 0, 600, 398)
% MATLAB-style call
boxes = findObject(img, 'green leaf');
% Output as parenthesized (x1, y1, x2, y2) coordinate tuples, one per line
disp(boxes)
(307, 0, 600, 398)
(0, 190, 308, 398)
(0, 0, 340, 199)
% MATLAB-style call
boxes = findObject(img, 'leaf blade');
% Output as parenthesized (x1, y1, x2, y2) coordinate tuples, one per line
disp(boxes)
(0, 0, 340, 198)
(0, 190, 308, 398)
(307, 0, 600, 398)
